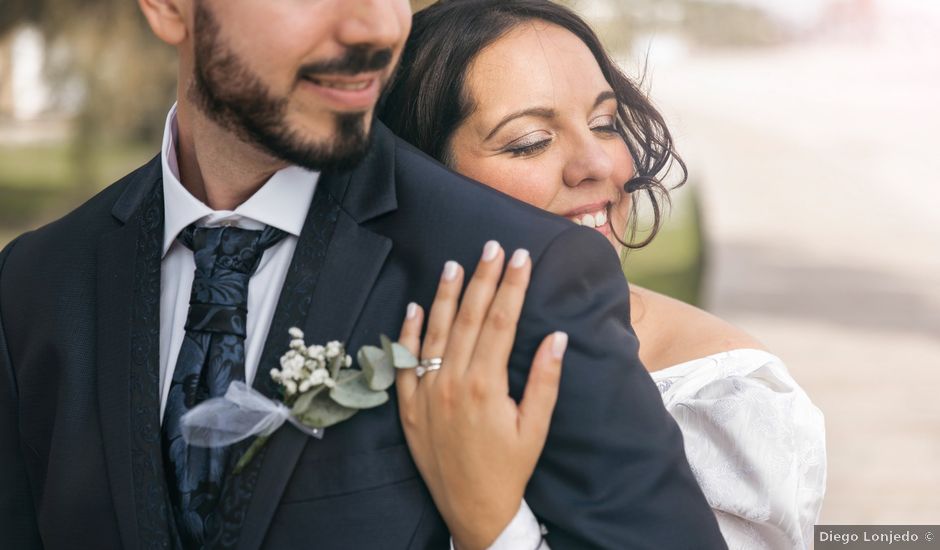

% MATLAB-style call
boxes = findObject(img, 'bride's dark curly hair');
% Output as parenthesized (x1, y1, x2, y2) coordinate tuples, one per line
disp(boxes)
(379, 0, 687, 249)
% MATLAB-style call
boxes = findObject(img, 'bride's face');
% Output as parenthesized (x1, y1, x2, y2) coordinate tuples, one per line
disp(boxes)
(449, 22, 634, 252)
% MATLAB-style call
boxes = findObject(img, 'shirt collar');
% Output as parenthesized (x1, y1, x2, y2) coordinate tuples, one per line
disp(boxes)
(160, 103, 319, 257)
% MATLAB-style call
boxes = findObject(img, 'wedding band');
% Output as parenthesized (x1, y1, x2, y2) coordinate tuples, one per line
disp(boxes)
(416, 357, 443, 378)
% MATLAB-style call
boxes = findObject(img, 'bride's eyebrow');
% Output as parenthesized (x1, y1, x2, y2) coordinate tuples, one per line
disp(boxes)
(482, 90, 616, 142)
(594, 90, 617, 108)
(485, 107, 555, 141)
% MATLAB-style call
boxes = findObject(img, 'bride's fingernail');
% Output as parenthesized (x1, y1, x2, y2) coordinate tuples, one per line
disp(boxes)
(406, 302, 418, 320)
(442, 261, 460, 281)
(510, 249, 530, 268)
(482, 240, 500, 262)
(551, 332, 568, 360)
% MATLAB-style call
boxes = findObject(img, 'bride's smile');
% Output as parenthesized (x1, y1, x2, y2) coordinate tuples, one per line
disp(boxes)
(562, 200, 612, 233)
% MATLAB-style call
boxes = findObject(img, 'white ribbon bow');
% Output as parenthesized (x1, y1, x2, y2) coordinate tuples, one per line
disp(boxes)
(180, 381, 324, 447)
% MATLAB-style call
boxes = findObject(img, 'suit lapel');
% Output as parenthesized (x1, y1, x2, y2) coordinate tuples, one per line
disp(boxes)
(96, 157, 176, 550)
(213, 124, 400, 549)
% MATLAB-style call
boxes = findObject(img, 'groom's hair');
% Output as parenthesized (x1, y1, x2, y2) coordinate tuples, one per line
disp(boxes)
(379, 0, 686, 250)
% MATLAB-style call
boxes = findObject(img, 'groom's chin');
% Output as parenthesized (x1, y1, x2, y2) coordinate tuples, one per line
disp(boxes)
(267, 114, 373, 173)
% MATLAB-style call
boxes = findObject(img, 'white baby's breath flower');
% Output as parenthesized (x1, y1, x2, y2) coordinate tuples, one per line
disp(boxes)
(285, 380, 298, 395)
(308, 368, 330, 386)
(325, 341, 343, 359)
(307, 344, 325, 358)
(290, 338, 306, 351)
(343, 355, 352, 368)
(288, 327, 304, 339)
(299, 380, 312, 393)
(323, 377, 336, 388)
(281, 363, 299, 383)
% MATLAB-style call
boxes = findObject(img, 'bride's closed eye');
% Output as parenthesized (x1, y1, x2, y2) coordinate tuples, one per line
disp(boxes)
(590, 114, 620, 135)
(503, 131, 553, 157)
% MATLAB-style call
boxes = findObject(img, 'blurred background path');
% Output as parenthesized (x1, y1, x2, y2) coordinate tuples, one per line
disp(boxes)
(645, 2, 940, 523)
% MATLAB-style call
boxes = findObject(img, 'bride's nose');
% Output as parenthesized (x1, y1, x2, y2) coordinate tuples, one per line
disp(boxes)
(562, 134, 614, 188)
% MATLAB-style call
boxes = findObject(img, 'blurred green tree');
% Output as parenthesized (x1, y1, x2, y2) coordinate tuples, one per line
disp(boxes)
(1, 0, 176, 195)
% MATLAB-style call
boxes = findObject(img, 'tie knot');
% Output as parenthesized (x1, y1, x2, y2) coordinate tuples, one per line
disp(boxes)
(178, 224, 287, 276)
(177, 224, 287, 337)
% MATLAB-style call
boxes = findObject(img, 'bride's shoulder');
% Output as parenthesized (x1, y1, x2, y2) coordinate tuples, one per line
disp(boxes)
(629, 286, 767, 373)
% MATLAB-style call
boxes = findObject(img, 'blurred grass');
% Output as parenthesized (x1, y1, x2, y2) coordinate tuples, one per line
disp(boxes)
(0, 141, 154, 231)
(623, 187, 706, 306)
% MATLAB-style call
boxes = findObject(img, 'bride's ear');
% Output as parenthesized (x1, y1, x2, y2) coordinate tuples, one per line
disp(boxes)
(138, 0, 189, 46)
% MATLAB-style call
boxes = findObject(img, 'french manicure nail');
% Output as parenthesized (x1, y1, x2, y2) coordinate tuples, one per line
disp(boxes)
(406, 302, 418, 320)
(443, 261, 460, 281)
(510, 249, 530, 268)
(551, 332, 568, 360)
(482, 240, 500, 262)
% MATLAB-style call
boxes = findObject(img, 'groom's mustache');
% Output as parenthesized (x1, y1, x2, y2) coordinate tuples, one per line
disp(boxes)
(298, 47, 394, 78)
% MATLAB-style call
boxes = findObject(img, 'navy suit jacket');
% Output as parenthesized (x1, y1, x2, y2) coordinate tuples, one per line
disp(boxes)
(0, 121, 726, 549)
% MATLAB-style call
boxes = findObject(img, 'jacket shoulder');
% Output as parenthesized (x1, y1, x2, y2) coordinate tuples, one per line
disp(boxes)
(391, 136, 573, 245)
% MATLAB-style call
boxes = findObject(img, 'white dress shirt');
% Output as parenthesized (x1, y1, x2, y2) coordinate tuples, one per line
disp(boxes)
(157, 104, 318, 421)
(156, 104, 543, 548)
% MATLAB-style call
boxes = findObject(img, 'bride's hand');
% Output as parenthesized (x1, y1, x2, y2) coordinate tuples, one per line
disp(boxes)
(396, 241, 568, 550)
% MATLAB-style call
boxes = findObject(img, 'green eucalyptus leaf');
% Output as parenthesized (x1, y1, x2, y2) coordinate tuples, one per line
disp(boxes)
(336, 370, 362, 384)
(362, 346, 395, 391)
(330, 375, 389, 409)
(329, 353, 345, 379)
(390, 343, 418, 369)
(290, 389, 319, 416)
(298, 391, 358, 428)
(358, 345, 394, 391)
(358, 345, 385, 375)
(380, 333, 418, 369)
(380, 334, 393, 354)
(369, 359, 395, 391)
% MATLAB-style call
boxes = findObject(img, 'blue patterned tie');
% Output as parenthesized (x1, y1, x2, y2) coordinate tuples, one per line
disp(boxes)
(161, 223, 286, 548)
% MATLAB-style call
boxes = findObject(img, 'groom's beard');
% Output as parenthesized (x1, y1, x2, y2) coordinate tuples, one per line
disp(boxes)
(190, 4, 392, 172)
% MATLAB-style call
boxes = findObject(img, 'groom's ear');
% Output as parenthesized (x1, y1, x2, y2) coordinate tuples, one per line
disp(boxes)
(139, 0, 189, 46)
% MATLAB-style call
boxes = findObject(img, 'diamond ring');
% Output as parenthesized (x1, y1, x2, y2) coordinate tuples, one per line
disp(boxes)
(416, 357, 443, 378)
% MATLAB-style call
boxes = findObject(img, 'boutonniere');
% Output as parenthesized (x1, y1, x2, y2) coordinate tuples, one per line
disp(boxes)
(180, 327, 418, 473)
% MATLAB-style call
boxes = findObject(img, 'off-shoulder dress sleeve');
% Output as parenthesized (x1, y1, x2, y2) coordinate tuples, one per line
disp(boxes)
(651, 349, 827, 550)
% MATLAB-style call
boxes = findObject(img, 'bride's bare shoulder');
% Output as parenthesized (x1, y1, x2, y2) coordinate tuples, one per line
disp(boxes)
(629, 285, 767, 372)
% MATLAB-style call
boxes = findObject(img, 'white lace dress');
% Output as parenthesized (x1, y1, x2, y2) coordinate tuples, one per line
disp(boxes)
(651, 349, 827, 549)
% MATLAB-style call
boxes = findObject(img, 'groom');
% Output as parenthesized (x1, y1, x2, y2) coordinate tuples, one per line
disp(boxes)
(0, 1, 725, 549)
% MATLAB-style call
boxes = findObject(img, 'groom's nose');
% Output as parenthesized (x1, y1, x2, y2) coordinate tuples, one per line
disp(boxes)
(333, 0, 410, 51)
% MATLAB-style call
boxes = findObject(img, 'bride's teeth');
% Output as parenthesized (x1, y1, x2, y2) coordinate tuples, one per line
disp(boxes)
(595, 209, 607, 226)
(572, 217, 582, 226)
(581, 214, 596, 228)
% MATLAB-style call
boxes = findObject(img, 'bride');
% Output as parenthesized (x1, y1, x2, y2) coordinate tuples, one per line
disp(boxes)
(379, 1, 826, 548)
